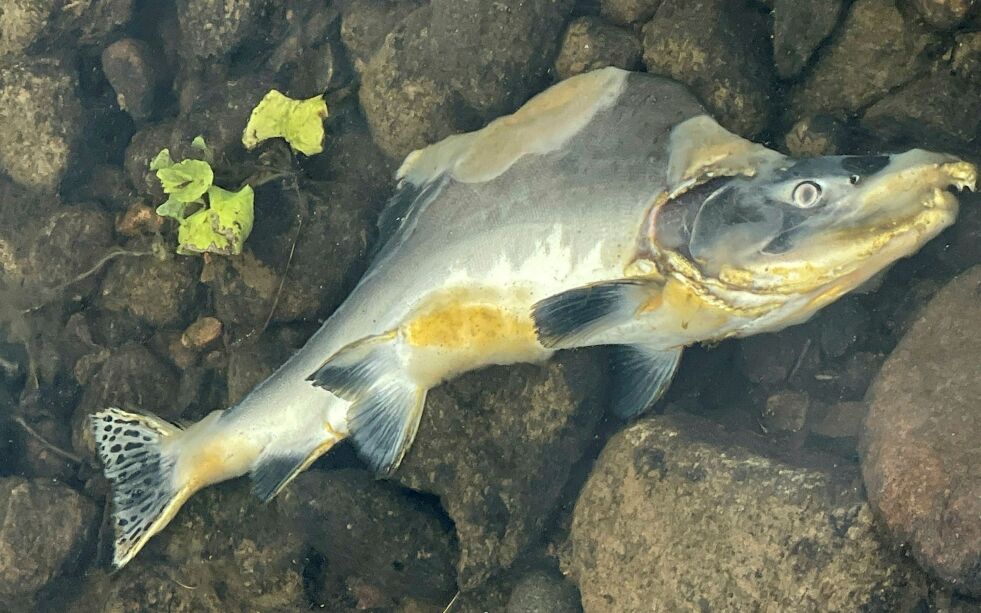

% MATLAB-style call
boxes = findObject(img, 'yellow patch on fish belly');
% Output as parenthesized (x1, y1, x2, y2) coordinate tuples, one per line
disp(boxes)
(661, 277, 730, 334)
(404, 302, 537, 351)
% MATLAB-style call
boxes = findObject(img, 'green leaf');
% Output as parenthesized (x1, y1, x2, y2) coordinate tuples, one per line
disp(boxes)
(149, 148, 175, 171)
(242, 90, 329, 156)
(191, 135, 208, 152)
(156, 159, 214, 203)
(155, 196, 187, 220)
(175, 184, 254, 256)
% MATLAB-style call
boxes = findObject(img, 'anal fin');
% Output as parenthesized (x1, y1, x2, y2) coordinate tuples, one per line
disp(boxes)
(251, 436, 340, 502)
(306, 333, 426, 475)
(609, 345, 682, 418)
(532, 279, 661, 348)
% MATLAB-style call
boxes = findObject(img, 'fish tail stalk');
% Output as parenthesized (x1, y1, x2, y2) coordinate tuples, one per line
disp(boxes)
(90, 408, 191, 568)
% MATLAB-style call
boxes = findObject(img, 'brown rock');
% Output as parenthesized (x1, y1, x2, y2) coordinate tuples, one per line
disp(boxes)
(861, 266, 981, 596)
(906, 0, 976, 30)
(772, 0, 845, 78)
(396, 350, 607, 589)
(600, 0, 662, 25)
(554, 17, 642, 80)
(116, 202, 164, 237)
(952, 31, 981, 83)
(565, 414, 928, 611)
(784, 115, 846, 157)
(762, 390, 809, 433)
(642, 0, 774, 137)
(0, 478, 96, 597)
(181, 316, 222, 350)
(99, 250, 199, 326)
(340, 0, 425, 74)
(862, 72, 981, 151)
(101, 38, 161, 120)
(790, 0, 940, 120)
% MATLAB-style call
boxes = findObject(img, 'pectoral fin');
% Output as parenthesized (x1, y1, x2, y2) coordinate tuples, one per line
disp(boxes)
(531, 279, 661, 348)
(609, 345, 682, 418)
(307, 333, 425, 475)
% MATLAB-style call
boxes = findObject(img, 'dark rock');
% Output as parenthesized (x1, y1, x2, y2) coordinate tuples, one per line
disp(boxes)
(952, 31, 981, 83)
(554, 17, 642, 80)
(861, 265, 981, 596)
(100, 563, 225, 611)
(429, 0, 574, 116)
(71, 341, 180, 460)
(265, 3, 350, 98)
(564, 413, 929, 610)
(205, 178, 373, 329)
(905, 0, 976, 30)
(762, 390, 809, 433)
(0, 57, 83, 190)
(507, 569, 583, 613)
(360, 0, 575, 160)
(123, 119, 180, 200)
(17, 414, 77, 480)
(0, 0, 132, 59)
(340, 0, 425, 75)
(176, 0, 263, 60)
(395, 350, 607, 589)
(0, 478, 96, 597)
(98, 249, 199, 327)
(599, 0, 662, 25)
(790, 0, 940, 120)
(737, 326, 818, 388)
(772, 0, 845, 78)
(101, 38, 161, 121)
(784, 114, 846, 157)
(817, 297, 869, 359)
(24, 205, 114, 297)
(642, 0, 774, 137)
(225, 325, 306, 404)
(862, 72, 981, 151)
(277, 469, 458, 603)
(811, 400, 866, 439)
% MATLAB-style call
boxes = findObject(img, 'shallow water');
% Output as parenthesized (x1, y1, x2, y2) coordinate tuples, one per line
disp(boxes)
(0, 0, 979, 611)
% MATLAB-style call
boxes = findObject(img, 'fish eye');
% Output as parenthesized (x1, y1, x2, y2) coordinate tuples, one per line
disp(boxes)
(791, 181, 822, 208)
(849, 174, 861, 185)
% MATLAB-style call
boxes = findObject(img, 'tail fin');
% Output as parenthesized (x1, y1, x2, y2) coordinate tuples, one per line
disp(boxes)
(90, 408, 191, 568)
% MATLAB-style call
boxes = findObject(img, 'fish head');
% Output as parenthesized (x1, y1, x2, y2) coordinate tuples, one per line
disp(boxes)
(649, 133, 976, 327)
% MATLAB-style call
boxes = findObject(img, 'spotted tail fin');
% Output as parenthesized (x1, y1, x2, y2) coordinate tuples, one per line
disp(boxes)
(90, 408, 191, 568)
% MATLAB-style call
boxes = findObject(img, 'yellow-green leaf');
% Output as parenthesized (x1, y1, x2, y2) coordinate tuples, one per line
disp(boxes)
(149, 148, 175, 171)
(156, 159, 214, 202)
(242, 90, 328, 156)
(175, 185, 254, 256)
(155, 196, 187, 220)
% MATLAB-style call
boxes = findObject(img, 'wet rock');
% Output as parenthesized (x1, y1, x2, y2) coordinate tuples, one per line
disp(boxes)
(784, 114, 846, 157)
(277, 469, 458, 603)
(99, 250, 198, 327)
(176, 0, 263, 60)
(429, 0, 573, 116)
(952, 31, 981, 83)
(762, 390, 809, 433)
(0, 58, 83, 190)
(507, 569, 583, 613)
(811, 400, 866, 439)
(24, 205, 114, 297)
(0, 0, 132, 58)
(361, 0, 574, 159)
(0, 478, 96, 597)
(72, 341, 180, 459)
(115, 202, 164, 237)
(737, 326, 818, 388)
(100, 563, 225, 612)
(396, 350, 607, 589)
(554, 17, 642, 80)
(906, 0, 976, 30)
(205, 179, 373, 329)
(862, 72, 981, 151)
(340, 0, 425, 75)
(225, 325, 307, 404)
(772, 0, 844, 78)
(101, 38, 161, 121)
(359, 7, 473, 160)
(790, 0, 940, 120)
(599, 0, 662, 25)
(564, 413, 928, 611)
(642, 0, 773, 137)
(817, 297, 869, 359)
(17, 414, 78, 480)
(861, 266, 981, 596)
(180, 316, 222, 350)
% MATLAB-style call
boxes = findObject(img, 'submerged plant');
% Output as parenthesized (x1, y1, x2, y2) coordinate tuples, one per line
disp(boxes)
(151, 141, 254, 256)
(242, 90, 329, 155)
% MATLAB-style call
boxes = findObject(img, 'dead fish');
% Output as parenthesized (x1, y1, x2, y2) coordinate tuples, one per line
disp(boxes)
(90, 67, 977, 568)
